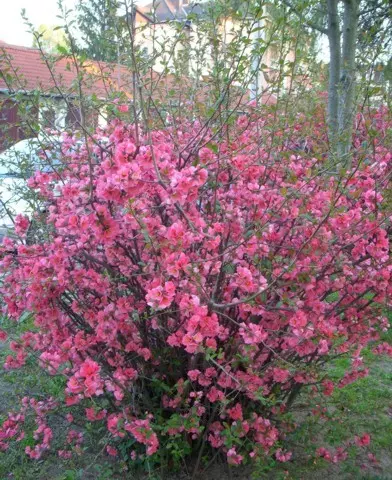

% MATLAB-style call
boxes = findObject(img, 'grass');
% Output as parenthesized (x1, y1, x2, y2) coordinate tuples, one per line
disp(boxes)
(0, 315, 391, 480)
(276, 328, 392, 480)
(0, 315, 121, 480)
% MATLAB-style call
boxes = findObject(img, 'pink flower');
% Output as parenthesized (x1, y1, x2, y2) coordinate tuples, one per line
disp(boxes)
(166, 221, 186, 244)
(236, 266, 257, 293)
(207, 387, 225, 403)
(58, 449, 72, 459)
(67, 376, 83, 395)
(318, 339, 329, 355)
(107, 414, 125, 438)
(79, 358, 100, 378)
(355, 433, 371, 447)
(228, 403, 243, 421)
(275, 448, 292, 462)
(367, 453, 378, 464)
(181, 332, 203, 353)
(239, 322, 267, 345)
(125, 419, 159, 456)
(86, 408, 107, 422)
(146, 282, 176, 310)
(373, 342, 392, 357)
(84, 376, 104, 397)
(166, 252, 189, 278)
(227, 447, 244, 465)
(106, 445, 118, 456)
(272, 368, 290, 383)
(117, 104, 129, 113)
(322, 379, 334, 396)
(316, 447, 331, 461)
(188, 369, 201, 382)
(290, 311, 308, 329)
(14, 214, 30, 236)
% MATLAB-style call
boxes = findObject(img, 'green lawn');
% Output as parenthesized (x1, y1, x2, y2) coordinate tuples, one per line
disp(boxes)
(276, 328, 392, 480)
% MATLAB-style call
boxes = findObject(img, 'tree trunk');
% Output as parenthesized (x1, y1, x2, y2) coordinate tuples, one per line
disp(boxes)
(337, 0, 359, 168)
(327, 0, 359, 169)
(327, 0, 341, 162)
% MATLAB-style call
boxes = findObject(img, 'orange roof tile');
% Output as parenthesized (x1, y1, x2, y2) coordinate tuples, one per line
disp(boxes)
(0, 41, 131, 98)
(0, 42, 275, 107)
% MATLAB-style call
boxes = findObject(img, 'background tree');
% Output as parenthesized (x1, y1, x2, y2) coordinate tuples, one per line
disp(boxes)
(281, 0, 392, 167)
(32, 24, 69, 54)
(75, 0, 124, 62)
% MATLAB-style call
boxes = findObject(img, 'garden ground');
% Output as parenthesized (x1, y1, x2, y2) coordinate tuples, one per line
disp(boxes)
(0, 315, 391, 480)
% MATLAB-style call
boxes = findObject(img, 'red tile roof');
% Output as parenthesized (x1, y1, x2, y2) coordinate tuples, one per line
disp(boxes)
(0, 41, 276, 107)
(0, 41, 205, 103)
(0, 41, 131, 98)
(0, 41, 213, 104)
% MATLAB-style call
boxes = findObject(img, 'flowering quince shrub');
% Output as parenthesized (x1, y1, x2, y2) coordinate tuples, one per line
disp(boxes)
(0, 106, 391, 471)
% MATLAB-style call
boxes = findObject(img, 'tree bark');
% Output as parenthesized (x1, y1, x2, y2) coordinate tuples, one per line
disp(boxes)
(337, 0, 359, 167)
(327, 0, 341, 161)
(287, 0, 361, 169)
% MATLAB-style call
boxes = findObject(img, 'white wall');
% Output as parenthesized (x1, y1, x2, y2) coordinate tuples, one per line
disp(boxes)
(134, 15, 294, 97)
